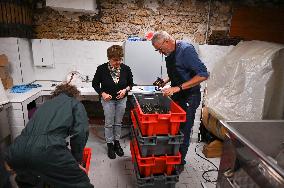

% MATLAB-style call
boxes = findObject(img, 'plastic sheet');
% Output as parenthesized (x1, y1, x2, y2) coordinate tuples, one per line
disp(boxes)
(205, 40, 284, 120)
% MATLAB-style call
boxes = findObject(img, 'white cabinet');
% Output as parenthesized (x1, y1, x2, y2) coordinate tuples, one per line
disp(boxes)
(32, 39, 54, 67)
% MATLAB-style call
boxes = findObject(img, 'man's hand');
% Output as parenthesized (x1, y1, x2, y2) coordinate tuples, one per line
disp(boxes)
(162, 86, 180, 96)
(116, 89, 126, 99)
(102, 92, 112, 101)
(4, 161, 15, 174)
(79, 164, 87, 174)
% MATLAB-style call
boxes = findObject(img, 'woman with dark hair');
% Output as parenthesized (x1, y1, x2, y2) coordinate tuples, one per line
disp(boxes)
(92, 45, 133, 159)
(4, 83, 93, 188)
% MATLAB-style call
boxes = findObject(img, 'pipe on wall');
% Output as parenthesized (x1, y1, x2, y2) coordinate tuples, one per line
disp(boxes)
(204, 0, 212, 44)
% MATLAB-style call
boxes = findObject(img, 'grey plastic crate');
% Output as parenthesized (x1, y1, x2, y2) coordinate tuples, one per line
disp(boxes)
(133, 156, 179, 188)
(131, 123, 184, 157)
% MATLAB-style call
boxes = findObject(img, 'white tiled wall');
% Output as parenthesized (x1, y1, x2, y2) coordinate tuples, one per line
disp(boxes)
(0, 37, 235, 86)
(0, 38, 35, 85)
(0, 38, 23, 85)
(0, 38, 123, 84)
(9, 126, 24, 140)
(18, 39, 35, 83)
(34, 39, 122, 81)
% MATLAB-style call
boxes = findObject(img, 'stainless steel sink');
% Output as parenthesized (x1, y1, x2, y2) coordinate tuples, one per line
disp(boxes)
(225, 121, 284, 160)
(217, 120, 284, 188)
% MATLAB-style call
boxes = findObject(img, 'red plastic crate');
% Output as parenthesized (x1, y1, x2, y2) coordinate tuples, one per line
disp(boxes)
(130, 137, 181, 177)
(132, 94, 186, 136)
(131, 107, 185, 136)
(83, 147, 92, 175)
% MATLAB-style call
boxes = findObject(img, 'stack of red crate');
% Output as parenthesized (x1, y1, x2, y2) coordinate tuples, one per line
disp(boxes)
(83, 147, 92, 175)
(130, 93, 186, 187)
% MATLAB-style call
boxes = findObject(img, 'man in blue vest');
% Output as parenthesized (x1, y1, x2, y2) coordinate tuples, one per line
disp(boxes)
(152, 31, 209, 173)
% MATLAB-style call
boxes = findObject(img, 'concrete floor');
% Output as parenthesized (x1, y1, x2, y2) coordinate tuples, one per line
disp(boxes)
(86, 123, 220, 188)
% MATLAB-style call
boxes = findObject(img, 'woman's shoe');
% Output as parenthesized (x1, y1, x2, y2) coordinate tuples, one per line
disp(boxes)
(114, 140, 124, 157)
(107, 143, 116, 159)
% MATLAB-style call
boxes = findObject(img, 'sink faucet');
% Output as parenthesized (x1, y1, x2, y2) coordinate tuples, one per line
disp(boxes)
(82, 75, 89, 83)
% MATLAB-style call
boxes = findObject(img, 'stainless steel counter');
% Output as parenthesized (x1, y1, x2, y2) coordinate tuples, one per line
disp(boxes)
(217, 120, 284, 188)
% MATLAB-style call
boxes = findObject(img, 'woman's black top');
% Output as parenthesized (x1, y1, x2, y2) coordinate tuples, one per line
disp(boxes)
(92, 63, 133, 100)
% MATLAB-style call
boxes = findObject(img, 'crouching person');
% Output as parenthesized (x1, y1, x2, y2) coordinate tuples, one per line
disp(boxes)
(4, 83, 94, 188)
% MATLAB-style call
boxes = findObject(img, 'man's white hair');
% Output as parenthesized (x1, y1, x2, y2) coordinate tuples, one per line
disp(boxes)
(151, 31, 174, 44)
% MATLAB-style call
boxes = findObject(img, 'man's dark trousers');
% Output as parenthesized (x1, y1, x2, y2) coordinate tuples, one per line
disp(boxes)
(176, 92, 201, 165)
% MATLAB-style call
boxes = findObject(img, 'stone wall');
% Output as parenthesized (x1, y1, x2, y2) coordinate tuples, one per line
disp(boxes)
(32, 0, 280, 43)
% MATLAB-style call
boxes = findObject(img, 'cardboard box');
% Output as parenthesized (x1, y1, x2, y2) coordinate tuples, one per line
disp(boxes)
(2, 76, 13, 89)
(0, 54, 9, 67)
(202, 140, 223, 158)
(0, 67, 9, 79)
